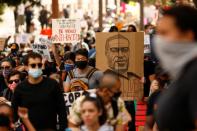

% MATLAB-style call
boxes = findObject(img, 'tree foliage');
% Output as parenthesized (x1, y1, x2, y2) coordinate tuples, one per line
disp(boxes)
(1, 0, 41, 6)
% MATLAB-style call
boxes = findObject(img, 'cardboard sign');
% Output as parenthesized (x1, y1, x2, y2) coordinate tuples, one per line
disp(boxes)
(144, 35, 151, 54)
(32, 35, 52, 61)
(15, 33, 30, 44)
(0, 38, 6, 51)
(52, 19, 81, 43)
(96, 32, 144, 101)
(64, 89, 96, 114)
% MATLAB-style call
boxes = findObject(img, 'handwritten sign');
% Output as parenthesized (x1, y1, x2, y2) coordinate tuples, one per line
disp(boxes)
(52, 19, 81, 43)
(32, 35, 52, 61)
(16, 33, 30, 44)
(0, 38, 6, 51)
(64, 89, 96, 114)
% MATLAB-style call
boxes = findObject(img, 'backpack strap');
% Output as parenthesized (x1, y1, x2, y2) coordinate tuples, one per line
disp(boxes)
(86, 68, 98, 79)
(67, 70, 75, 80)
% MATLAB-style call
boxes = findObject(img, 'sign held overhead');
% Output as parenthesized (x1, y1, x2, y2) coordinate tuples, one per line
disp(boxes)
(52, 19, 81, 43)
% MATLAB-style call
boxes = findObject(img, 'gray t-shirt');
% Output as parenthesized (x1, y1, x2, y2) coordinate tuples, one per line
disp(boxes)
(65, 66, 103, 89)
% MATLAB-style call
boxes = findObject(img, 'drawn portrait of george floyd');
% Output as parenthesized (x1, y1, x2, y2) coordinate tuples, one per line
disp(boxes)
(97, 32, 144, 101)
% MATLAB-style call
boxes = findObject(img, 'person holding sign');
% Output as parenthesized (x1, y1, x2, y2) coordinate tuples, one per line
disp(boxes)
(12, 52, 67, 131)
(64, 49, 103, 92)
(68, 70, 131, 131)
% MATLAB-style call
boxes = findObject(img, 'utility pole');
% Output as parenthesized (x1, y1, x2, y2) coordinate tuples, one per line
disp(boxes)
(139, 0, 144, 30)
(52, 0, 59, 18)
(99, 0, 103, 31)
(106, 0, 108, 12)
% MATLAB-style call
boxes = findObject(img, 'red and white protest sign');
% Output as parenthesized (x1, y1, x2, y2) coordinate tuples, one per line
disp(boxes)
(52, 19, 81, 43)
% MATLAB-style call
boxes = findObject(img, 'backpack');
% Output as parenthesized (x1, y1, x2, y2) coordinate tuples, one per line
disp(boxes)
(67, 68, 98, 92)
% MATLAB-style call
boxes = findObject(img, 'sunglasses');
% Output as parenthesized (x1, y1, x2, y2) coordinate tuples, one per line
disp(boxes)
(29, 63, 43, 69)
(0, 66, 11, 70)
(8, 79, 20, 84)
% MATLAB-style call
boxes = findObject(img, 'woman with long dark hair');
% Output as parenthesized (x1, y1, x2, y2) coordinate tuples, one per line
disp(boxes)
(80, 93, 113, 131)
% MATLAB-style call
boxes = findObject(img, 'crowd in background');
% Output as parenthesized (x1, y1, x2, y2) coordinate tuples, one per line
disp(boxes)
(0, 4, 197, 131)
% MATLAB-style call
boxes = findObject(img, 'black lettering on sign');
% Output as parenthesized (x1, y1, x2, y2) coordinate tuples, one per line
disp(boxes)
(68, 93, 74, 103)
(32, 44, 37, 49)
(74, 92, 81, 100)
(64, 94, 67, 104)
(38, 50, 44, 55)
(39, 45, 47, 49)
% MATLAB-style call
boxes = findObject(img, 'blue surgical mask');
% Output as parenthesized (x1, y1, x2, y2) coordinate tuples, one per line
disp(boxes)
(28, 69, 43, 78)
(64, 64, 74, 71)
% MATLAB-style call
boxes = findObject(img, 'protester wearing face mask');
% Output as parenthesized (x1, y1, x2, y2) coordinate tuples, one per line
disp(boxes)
(0, 59, 16, 95)
(0, 71, 22, 103)
(68, 70, 131, 131)
(60, 51, 75, 82)
(153, 5, 197, 130)
(12, 52, 67, 131)
(0, 59, 15, 78)
(64, 49, 103, 92)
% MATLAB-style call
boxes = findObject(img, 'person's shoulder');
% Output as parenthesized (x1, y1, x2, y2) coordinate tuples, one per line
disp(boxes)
(16, 79, 28, 88)
(14, 79, 28, 93)
(44, 77, 59, 85)
(181, 59, 197, 79)
(185, 59, 197, 72)
(180, 59, 197, 89)
(90, 67, 103, 76)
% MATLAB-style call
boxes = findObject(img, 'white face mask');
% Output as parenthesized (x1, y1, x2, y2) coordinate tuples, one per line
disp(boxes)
(153, 35, 197, 79)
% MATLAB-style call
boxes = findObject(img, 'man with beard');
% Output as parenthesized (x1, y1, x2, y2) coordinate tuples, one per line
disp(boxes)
(105, 34, 142, 99)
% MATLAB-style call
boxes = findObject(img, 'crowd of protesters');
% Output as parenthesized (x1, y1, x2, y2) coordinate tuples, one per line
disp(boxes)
(0, 4, 197, 131)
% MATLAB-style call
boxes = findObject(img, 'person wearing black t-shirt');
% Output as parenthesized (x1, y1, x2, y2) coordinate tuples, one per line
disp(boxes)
(12, 52, 67, 131)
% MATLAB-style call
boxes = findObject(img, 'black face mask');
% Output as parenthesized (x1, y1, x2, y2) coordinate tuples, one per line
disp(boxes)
(75, 61, 88, 69)
(112, 91, 122, 101)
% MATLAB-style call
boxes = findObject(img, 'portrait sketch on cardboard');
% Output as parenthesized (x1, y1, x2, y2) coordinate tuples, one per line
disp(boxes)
(96, 32, 144, 101)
